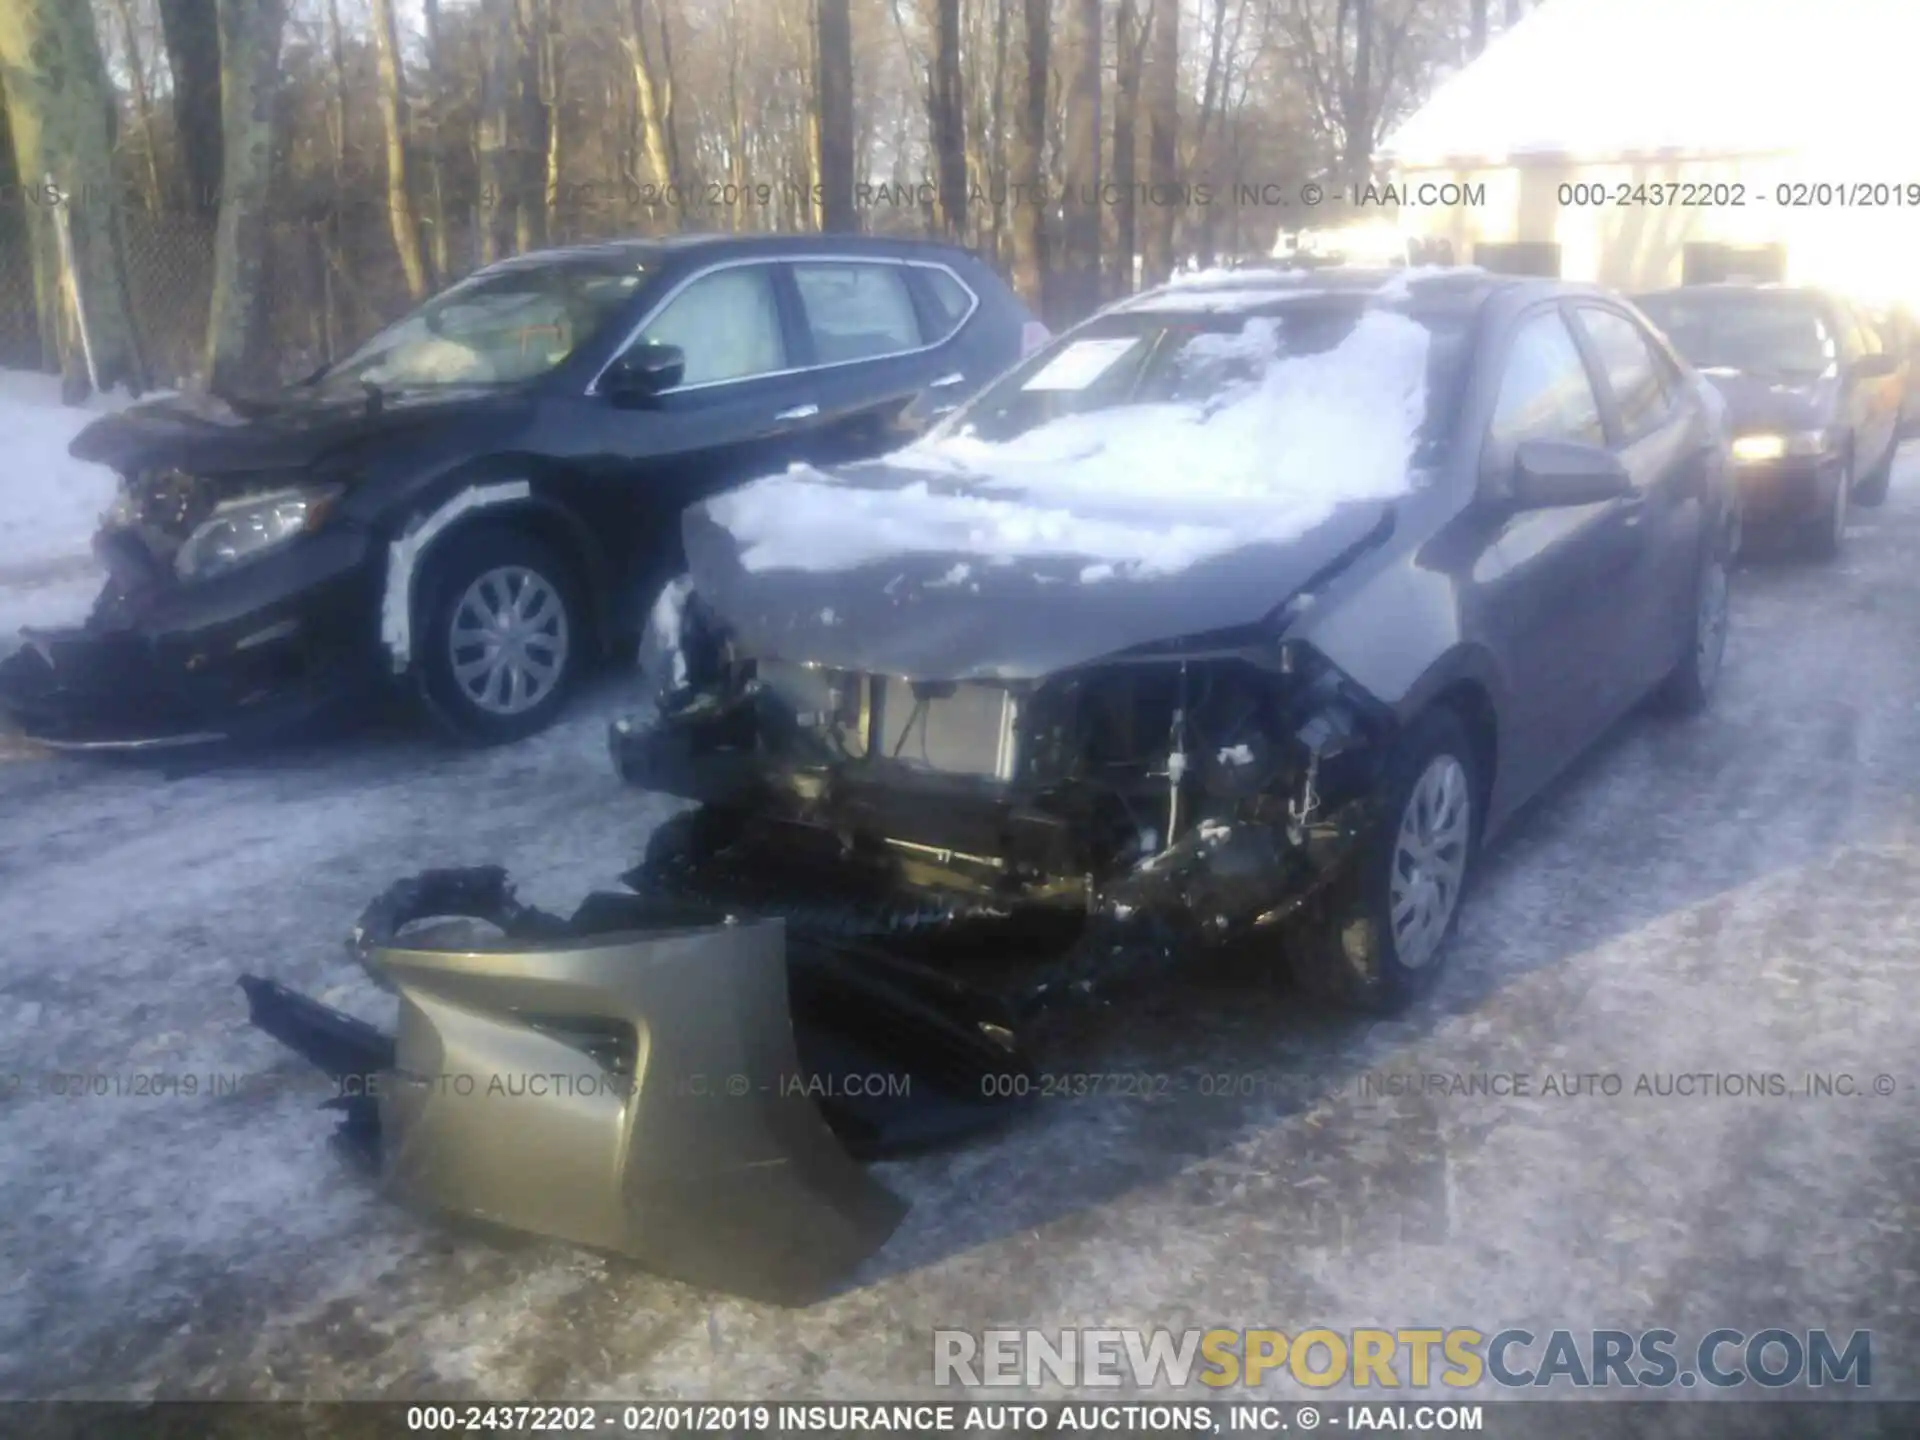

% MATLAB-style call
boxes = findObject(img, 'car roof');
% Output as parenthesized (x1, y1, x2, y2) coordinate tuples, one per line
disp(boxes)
(1636, 282, 1832, 304)
(1109, 264, 1588, 320)
(475, 232, 978, 277)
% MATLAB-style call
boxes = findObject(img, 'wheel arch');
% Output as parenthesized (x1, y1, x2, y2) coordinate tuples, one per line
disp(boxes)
(1393, 647, 1505, 835)
(378, 475, 612, 675)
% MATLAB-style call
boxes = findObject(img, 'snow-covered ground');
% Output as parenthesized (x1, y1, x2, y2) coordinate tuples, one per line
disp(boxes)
(2, 452, 1919, 1402)
(0, 369, 140, 651)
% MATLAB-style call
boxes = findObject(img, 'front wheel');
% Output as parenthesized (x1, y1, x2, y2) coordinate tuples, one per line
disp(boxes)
(1286, 706, 1480, 1014)
(415, 528, 585, 744)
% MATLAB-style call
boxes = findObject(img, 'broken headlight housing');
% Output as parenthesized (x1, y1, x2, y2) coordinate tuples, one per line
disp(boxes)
(173, 482, 344, 582)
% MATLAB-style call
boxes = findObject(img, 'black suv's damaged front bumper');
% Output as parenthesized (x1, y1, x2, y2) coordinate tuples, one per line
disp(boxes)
(241, 868, 1029, 1305)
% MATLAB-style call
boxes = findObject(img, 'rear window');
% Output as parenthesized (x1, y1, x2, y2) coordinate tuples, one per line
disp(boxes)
(921, 267, 978, 339)
(1635, 291, 1839, 381)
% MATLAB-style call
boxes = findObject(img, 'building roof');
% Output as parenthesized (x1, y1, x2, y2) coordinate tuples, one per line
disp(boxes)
(1383, 0, 1920, 170)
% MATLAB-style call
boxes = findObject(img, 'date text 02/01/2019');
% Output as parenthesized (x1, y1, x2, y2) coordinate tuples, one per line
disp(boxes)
(1557, 180, 1920, 207)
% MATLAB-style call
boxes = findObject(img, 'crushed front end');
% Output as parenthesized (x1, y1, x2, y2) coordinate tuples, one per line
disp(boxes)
(0, 464, 377, 749)
(613, 588, 1393, 1019)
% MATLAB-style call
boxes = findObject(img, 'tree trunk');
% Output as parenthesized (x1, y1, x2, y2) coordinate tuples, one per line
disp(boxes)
(1058, 0, 1101, 325)
(324, 0, 348, 351)
(369, 0, 430, 299)
(0, 70, 61, 369)
(986, 0, 1010, 265)
(929, 0, 966, 239)
(0, 0, 149, 393)
(109, 0, 164, 211)
(477, 0, 514, 263)
(540, 0, 562, 242)
(204, 0, 285, 395)
(1008, 0, 1049, 312)
(626, 0, 678, 199)
(1111, 0, 1150, 298)
(1343, 0, 1374, 192)
(1141, 0, 1177, 285)
(421, 0, 449, 284)
(511, 0, 548, 252)
(1470, 0, 1488, 55)
(157, 0, 221, 215)
(814, 0, 855, 231)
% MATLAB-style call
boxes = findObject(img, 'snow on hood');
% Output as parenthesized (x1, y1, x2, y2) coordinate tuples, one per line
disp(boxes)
(700, 308, 1433, 583)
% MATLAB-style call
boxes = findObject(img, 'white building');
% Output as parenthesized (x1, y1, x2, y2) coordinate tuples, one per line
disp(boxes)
(1381, 0, 1920, 305)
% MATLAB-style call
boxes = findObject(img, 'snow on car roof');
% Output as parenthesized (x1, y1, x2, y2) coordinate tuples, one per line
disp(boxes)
(700, 307, 1435, 582)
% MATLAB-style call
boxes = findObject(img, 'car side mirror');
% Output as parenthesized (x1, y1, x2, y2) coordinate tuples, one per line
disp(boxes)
(1509, 438, 1633, 509)
(601, 342, 685, 404)
(1851, 352, 1899, 380)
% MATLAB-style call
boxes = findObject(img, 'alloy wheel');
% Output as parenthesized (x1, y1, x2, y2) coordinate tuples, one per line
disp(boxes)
(1388, 755, 1472, 970)
(447, 565, 571, 716)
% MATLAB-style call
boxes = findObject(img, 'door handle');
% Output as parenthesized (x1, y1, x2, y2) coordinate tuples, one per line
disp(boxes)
(930, 372, 966, 389)
(775, 403, 819, 421)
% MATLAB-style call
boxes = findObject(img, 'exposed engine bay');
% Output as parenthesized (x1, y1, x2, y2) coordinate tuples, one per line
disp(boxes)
(613, 589, 1394, 1020)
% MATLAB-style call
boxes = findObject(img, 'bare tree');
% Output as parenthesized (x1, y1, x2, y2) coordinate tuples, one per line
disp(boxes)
(107, 0, 165, 211)
(814, 0, 856, 231)
(1141, 0, 1178, 284)
(1110, 0, 1153, 297)
(1470, 0, 1488, 55)
(158, 0, 222, 215)
(370, 0, 431, 298)
(512, 0, 550, 251)
(0, 0, 149, 393)
(421, 0, 450, 283)
(929, 0, 965, 238)
(204, 0, 287, 394)
(1008, 0, 1049, 311)
(1291, 0, 1415, 195)
(624, 0, 681, 197)
(1057, 0, 1102, 323)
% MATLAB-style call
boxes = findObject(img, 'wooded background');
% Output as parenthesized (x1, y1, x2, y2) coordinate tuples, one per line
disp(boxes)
(0, 0, 1538, 398)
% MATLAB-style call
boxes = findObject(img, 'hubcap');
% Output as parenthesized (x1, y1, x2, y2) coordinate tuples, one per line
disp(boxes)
(1389, 755, 1472, 971)
(448, 565, 569, 716)
(1695, 555, 1729, 689)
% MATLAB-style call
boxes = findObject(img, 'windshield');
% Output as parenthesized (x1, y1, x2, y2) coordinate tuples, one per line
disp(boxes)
(319, 261, 648, 390)
(1635, 291, 1838, 380)
(935, 296, 1471, 461)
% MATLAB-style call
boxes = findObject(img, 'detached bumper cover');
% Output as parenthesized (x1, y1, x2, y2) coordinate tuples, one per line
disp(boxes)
(0, 528, 375, 747)
(243, 867, 1027, 1305)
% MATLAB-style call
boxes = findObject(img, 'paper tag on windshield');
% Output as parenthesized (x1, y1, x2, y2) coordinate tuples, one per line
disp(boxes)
(1021, 337, 1140, 391)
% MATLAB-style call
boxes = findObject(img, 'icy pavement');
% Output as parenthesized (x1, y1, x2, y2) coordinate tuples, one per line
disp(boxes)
(2, 458, 1919, 1401)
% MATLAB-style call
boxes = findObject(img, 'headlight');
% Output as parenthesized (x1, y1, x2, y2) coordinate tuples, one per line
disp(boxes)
(1731, 430, 1834, 463)
(173, 483, 343, 581)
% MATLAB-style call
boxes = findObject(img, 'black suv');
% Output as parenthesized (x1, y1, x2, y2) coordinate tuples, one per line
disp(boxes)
(1, 234, 1043, 747)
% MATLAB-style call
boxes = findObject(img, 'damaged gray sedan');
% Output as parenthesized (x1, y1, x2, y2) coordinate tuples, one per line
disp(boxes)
(245, 267, 1736, 1302)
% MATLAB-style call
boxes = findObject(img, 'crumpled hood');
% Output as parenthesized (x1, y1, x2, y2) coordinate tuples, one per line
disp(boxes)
(68, 383, 524, 475)
(681, 460, 1396, 682)
(1698, 369, 1837, 436)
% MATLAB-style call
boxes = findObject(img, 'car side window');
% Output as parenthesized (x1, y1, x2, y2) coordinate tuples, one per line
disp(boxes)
(1486, 311, 1607, 461)
(792, 263, 924, 364)
(919, 267, 977, 342)
(636, 265, 787, 386)
(1575, 306, 1674, 442)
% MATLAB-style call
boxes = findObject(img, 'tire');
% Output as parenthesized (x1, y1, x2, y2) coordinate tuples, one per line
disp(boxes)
(414, 527, 586, 744)
(1285, 706, 1481, 1014)
(1802, 448, 1851, 561)
(1655, 546, 1730, 716)
(1851, 439, 1894, 508)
